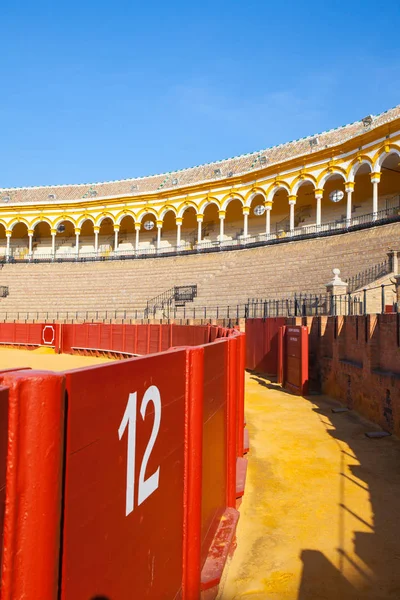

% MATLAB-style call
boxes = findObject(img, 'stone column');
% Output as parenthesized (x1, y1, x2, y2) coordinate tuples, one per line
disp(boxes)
(218, 210, 225, 242)
(325, 268, 349, 315)
(315, 188, 323, 228)
(243, 206, 250, 237)
(265, 202, 272, 235)
(345, 182, 354, 224)
(28, 230, 33, 258)
(75, 228, 80, 258)
(395, 275, 400, 312)
(135, 223, 140, 251)
(5, 232, 11, 260)
(176, 217, 182, 248)
(114, 224, 119, 252)
(388, 249, 400, 275)
(197, 214, 203, 244)
(51, 229, 56, 258)
(370, 172, 381, 220)
(288, 195, 297, 233)
(94, 226, 99, 254)
(156, 220, 163, 250)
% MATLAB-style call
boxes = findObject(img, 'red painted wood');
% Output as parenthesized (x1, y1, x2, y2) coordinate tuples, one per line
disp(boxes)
(200, 507, 240, 591)
(200, 341, 228, 569)
(0, 386, 9, 581)
(284, 326, 309, 396)
(62, 350, 187, 600)
(183, 346, 204, 600)
(235, 457, 248, 498)
(227, 337, 238, 508)
(0, 370, 65, 600)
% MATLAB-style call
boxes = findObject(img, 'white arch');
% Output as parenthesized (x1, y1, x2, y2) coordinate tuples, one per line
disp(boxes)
(266, 185, 290, 203)
(319, 170, 346, 188)
(117, 212, 136, 226)
(77, 216, 95, 228)
(137, 209, 158, 223)
(375, 148, 400, 172)
(199, 199, 220, 216)
(245, 191, 266, 208)
(53, 217, 76, 230)
(96, 214, 116, 227)
(291, 178, 317, 195)
(177, 203, 198, 218)
(348, 159, 373, 182)
(221, 196, 245, 211)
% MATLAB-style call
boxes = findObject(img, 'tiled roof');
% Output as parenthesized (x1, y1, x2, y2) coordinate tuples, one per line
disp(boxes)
(1, 105, 400, 204)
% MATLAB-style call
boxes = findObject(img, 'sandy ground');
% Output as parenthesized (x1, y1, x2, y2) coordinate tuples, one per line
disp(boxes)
(0, 346, 114, 372)
(217, 372, 400, 600)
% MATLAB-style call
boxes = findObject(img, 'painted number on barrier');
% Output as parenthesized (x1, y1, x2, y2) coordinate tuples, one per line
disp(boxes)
(118, 385, 161, 516)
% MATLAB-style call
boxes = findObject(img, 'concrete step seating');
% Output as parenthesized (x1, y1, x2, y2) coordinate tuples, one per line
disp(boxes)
(0, 222, 398, 314)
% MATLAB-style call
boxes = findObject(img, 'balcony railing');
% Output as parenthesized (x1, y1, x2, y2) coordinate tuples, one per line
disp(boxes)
(2, 203, 400, 264)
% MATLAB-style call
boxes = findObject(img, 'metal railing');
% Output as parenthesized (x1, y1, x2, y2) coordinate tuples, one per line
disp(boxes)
(144, 285, 198, 318)
(0, 283, 396, 323)
(1, 204, 399, 264)
(345, 259, 391, 292)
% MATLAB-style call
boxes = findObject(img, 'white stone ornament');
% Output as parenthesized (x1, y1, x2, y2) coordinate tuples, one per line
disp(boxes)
(329, 190, 344, 203)
(254, 205, 266, 216)
(144, 220, 155, 230)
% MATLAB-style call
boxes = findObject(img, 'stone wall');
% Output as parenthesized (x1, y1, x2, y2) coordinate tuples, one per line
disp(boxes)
(290, 314, 400, 436)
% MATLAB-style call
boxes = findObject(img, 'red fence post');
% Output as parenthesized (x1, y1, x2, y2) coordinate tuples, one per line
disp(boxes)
(277, 326, 286, 385)
(301, 326, 309, 396)
(235, 334, 246, 457)
(226, 337, 238, 508)
(0, 370, 65, 600)
(182, 346, 204, 600)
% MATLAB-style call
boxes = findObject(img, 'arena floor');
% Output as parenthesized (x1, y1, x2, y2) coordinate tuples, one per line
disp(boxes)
(0, 347, 114, 371)
(217, 373, 400, 600)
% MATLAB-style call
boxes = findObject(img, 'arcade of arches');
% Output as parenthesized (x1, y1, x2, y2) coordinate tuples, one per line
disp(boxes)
(0, 144, 400, 259)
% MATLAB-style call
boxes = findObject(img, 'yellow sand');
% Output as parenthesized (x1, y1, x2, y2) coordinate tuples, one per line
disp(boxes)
(217, 373, 400, 600)
(0, 346, 114, 372)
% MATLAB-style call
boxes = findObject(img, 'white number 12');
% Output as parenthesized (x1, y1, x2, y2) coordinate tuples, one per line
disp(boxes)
(118, 385, 161, 516)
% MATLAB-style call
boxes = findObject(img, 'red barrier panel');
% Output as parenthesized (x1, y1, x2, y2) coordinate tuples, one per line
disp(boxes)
(245, 318, 286, 374)
(61, 350, 188, 600)
(0, 322, 56, 347)
(0, 386, 8, 580)
(282, 325, 309, 396)
(0, 323, 244, 599)
(201, 341, 228, 568)
(0, 370, 65, 600)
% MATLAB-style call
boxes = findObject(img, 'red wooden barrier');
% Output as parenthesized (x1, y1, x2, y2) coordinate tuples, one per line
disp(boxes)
(0, 370, 65, 600)
(0, 324, 244, 599)
(201, 341, 228, 569)
(280, 325, 309, 396)
(0, 386, 8, 581)
(245, 318, 286, 374)
(61, 350, 188, 600)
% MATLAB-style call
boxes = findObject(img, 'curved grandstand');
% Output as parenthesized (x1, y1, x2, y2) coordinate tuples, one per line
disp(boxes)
(1, 106, 400, 315)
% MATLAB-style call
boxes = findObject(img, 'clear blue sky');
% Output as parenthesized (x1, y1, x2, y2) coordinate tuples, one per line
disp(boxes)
(1, 0, 400, 188)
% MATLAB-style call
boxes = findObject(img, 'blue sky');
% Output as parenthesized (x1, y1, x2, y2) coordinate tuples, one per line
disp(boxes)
(1, 0, 400, 188)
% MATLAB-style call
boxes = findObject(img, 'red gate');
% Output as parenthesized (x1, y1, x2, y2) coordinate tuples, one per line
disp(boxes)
(277, 325, 309, 396)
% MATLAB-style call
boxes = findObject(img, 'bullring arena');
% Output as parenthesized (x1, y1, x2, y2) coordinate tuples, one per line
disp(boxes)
(0, 107, 400, 599)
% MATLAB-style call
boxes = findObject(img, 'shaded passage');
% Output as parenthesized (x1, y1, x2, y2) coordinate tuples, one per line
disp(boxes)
(218, 373, 400, 599)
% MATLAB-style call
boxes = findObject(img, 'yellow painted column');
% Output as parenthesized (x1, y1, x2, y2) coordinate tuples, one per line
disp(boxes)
(288, 194, 297, 232)
(370, 172, 381, 220)
(315, 188, 323, 227)
(243, 206, 250, 237)
(135, 223, 140, 251)
(176, 217, 183, 248)
(197, 214, 203, 244)
(114, 224, 120, 252)
(218, 210, 226, 242)
(345, 182, 354, 224)
(265, 201, 272, 235)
